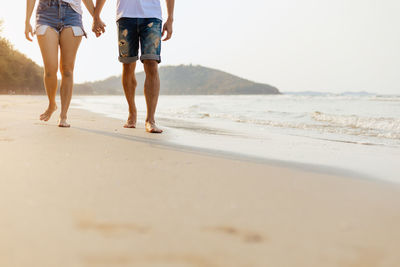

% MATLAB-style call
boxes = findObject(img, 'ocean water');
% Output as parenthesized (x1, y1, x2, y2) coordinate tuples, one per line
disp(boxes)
(72, 95, 400, 183)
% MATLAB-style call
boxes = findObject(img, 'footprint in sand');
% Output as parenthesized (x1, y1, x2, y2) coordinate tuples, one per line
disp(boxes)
(81, 253, 218, 267)
(339, 246, 384, 267)
(0, 137, 13, 142)
(203, 226, 266, 244)
(77, 218, 150, 236)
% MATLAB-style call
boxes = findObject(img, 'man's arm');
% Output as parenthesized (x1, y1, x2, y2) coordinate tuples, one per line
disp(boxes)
(162, 0, 175, 41)
(94, 0, 107, 19)
(93, 0, 107, 37)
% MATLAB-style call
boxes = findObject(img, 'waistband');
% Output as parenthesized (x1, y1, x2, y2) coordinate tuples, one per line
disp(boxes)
(39, 0, 69, 5)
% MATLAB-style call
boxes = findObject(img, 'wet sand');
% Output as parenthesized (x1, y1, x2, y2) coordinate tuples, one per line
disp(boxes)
(0, 95, 400, 267)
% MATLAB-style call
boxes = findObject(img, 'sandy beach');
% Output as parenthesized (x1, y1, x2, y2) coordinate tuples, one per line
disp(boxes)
(1, 95, 400, 267)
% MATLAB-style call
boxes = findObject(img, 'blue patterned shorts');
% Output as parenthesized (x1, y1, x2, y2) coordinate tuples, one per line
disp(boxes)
(117, 18, 162, 64)
(35, 0, 86, 37)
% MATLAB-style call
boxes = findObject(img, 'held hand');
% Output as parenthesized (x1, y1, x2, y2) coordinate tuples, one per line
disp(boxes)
(162, 18, 173, 41)
(92, 17, 106, 38)
(25, 23, 34, 42)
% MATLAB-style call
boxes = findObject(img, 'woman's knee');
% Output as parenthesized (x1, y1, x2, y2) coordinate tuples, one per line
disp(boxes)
(44, 68, 58, 78)
(60, 65, 74, 78)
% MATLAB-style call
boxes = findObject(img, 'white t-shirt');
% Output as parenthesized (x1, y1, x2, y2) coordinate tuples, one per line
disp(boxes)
(63, 0, 82, 15)
(117, 0, 162, 21)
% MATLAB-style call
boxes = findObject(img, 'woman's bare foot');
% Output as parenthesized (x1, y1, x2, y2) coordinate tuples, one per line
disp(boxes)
(40, 104, 57, 121)
(123, 113, 137, 128)
(58, 117, 70, 128)
(145, 121, 163, 133)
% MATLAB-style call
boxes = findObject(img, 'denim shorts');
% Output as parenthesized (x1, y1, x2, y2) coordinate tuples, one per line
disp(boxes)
(117, 18, 162, 64)
(35, 0, 86, 37)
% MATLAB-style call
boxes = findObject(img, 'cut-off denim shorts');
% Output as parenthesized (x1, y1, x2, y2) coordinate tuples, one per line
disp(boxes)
(117, 18, 162, 64)
(35, 0, 86, 37)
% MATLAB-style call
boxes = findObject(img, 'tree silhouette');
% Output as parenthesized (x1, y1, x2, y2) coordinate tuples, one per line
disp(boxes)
(0, 20, 44, 94)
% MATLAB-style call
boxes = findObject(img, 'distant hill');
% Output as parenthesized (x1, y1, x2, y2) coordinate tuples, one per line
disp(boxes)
(0, 22, 44, 94)
(74, 65, 280, 95)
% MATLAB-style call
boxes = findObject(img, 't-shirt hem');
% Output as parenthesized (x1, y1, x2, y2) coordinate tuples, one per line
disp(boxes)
(116, 15, 163, 21)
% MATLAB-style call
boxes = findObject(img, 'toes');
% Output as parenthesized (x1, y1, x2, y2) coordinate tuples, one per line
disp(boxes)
(39, 108, 56, 121)
(40, 115, 49, 121)
(146, 126, 163, 133)
(58, 117, 70, 128)
(124, 121, 136, 128)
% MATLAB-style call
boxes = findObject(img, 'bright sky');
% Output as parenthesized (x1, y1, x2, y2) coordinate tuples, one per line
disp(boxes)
(1, 0, 400, 94)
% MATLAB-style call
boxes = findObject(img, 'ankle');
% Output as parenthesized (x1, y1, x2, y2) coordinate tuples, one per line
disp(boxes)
(49, 102, 57, 109)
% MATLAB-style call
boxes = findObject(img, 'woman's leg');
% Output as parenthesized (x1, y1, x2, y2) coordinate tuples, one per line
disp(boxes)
(37, 28, 59, 121)
(58, 27, 82, 127)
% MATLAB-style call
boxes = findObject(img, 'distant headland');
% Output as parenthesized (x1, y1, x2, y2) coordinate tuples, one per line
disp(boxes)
(74, 65, 281, 95)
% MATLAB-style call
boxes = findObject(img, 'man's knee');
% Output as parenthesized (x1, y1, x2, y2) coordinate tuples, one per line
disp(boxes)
(123, 63, 136, 73)
(143, 60, 158, 76)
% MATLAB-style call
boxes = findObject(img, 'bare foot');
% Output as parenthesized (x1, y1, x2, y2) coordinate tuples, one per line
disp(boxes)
(58, 117, 70, 128)
(145, 122, 163, 133)
(123, 114, 136, 128)
(40, 105, 57, 121)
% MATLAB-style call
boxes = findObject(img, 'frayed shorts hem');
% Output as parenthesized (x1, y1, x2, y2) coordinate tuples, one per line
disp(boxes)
(35, 24, 87, 37)
(140, 55, 161, 63)
(118, 56, 139, 64)
(118, 55, 161, 64)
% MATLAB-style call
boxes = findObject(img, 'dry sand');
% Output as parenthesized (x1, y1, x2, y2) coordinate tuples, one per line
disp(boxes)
(0, 95, 399, 267)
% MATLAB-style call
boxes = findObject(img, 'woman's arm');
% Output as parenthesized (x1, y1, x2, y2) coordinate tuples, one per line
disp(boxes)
(82, 0, 95, 17)
(92, 0, 107, 37)
(25, 0, 36, 41)
(84, 0, 106, 37)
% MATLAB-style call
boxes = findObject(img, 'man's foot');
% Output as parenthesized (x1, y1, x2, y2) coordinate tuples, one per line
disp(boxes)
(58, 117, 70, 128)
(123, 114, 137, 128)
(145, 122, 163, 133)
(40, 105, 57, 121)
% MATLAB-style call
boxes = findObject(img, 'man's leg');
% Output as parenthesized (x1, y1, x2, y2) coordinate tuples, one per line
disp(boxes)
(122, 62, 137, 128)
(143, 60, 162, 133)
(117, 18, 139, 128)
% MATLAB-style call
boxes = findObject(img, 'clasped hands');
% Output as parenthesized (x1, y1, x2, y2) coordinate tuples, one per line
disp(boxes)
(92, 17, 106, 37)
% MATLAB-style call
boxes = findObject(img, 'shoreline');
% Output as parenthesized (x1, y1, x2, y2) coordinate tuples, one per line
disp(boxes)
(1, 95, 400, 267)
(70, 105, 373, 182)
(81, 121, 376, 183)
(80, 125, 379, 183)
